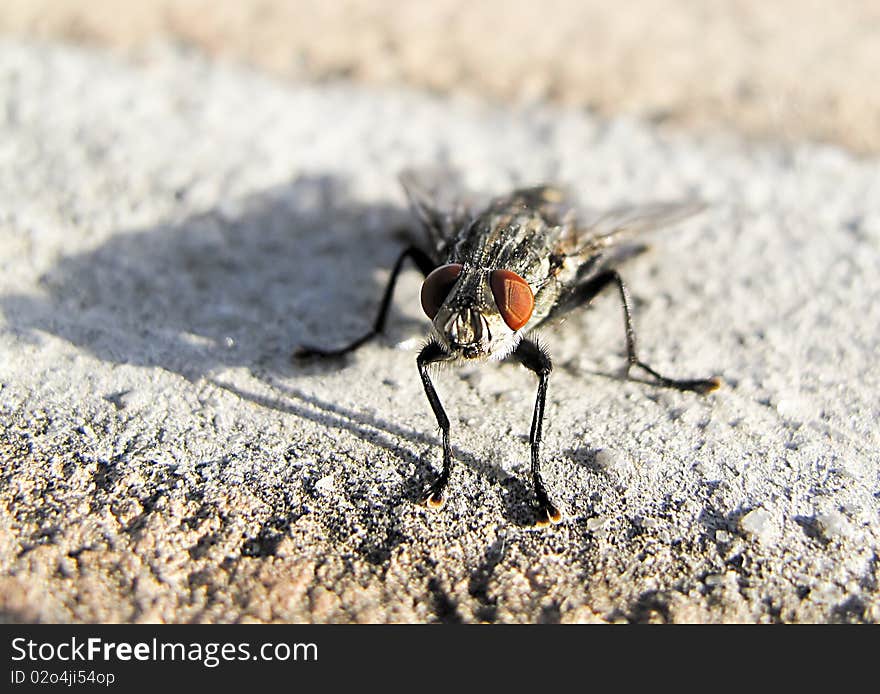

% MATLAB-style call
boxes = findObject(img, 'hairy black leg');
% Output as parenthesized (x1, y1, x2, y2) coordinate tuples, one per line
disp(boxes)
(514, 338, 562, 527)
(417, 340, 454, 508)
(295, 245, 436, 358)
(571, 270, 721, 394)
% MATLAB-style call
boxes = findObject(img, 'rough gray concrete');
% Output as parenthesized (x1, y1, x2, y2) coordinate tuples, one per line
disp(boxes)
(1, 40, 878, 623)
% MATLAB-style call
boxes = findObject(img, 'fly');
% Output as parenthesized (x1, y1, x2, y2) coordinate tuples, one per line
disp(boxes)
(296, 171, 721, 526)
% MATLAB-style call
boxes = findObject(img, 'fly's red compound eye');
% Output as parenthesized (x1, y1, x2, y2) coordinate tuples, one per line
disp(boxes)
(420, 263, 463, 319)
(490, 269, 534, 330)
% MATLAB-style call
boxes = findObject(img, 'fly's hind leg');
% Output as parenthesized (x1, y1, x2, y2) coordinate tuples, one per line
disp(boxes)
(514, 337, 563, 527)
(294, 245, 436, 359)
(573, 270, 721, 393)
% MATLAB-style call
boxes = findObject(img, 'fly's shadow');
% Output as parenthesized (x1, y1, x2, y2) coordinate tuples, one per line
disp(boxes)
(3, 175, 411, 378)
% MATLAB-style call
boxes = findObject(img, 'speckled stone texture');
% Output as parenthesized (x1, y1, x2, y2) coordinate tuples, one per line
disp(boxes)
(0, 41, 877, 623)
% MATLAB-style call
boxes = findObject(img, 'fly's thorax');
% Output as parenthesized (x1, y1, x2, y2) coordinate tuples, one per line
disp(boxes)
(424, 264, 533, 360)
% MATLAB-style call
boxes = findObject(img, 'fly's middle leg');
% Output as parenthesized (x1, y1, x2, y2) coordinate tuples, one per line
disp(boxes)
(514, 337, 563, 527)
(295, 245, 436, 358)
(574, 270, 721, 394)
(417, 340, 454, 508)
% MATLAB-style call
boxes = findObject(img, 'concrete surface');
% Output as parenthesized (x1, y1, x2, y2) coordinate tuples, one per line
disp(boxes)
(0, 40, 878, 623)
(3, 1, 880, 154)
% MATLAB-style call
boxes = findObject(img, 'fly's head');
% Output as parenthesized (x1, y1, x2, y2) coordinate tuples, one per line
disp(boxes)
(420, 263, 535, 360)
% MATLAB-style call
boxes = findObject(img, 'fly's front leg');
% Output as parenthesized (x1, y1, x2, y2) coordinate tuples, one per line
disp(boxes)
(295, 245, 436, 358)
(514, 338, 562, 527)
(575, 270, 721, 394)
(417, 341, 454, 508)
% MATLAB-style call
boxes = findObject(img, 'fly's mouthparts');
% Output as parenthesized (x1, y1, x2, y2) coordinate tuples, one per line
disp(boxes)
(446, 308, 488, 348)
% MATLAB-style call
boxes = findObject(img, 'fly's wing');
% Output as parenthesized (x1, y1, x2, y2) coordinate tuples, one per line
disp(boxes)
(546, 199, 708, 321)
(399, 168, 483, 262)
(568, 199, 707, 258)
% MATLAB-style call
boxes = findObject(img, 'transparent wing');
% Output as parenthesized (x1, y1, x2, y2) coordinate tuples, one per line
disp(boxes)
(544, 199, 708, 322)
(566, 199, 707, 258)
(398, 168, 482, 260)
